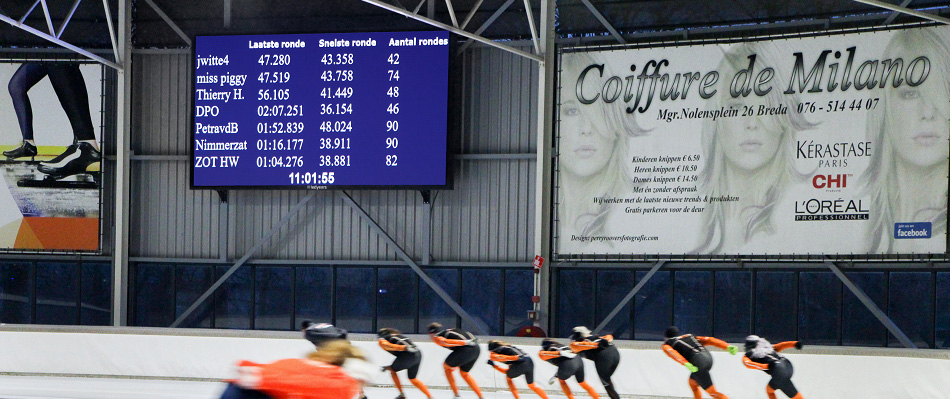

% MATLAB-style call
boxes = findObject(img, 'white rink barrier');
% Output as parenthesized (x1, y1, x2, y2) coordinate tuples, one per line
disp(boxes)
(0, 326, 948, 399)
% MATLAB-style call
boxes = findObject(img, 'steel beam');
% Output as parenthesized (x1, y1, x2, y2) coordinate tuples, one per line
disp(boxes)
(40, 0, 54, 35)
(534, 0, 555, 332)
(112, 0, 133, 326)
(19, 1, 41, 24)
(854, 0, 950, 25)
(224, 0, 231, 28)
(338, 191, 491, 335)
(0, 13, 121, 69)
(826, 261, 917, 348)
(457, 0, 516, 55)
(56, 0, 82, 38)
(593, 261, 665, 334)
(522, 0, 540, 55)
(460, 0, 483, 29)
(101, 0, 119, 70)
(141, 0, 192, 46)
(579, 0, 626, 44)
(170, 193, 316, 327)
(412, 0, 426, 14)
(360, 0, 540, 62)
(444, 0, 459, 27)
(883, 0, 914, 25)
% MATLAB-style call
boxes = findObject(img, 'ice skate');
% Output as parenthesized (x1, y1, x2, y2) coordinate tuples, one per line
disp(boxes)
(3, 141, 37, 160)
(37, 142, 100, 176)
(19, 142, 101, 189)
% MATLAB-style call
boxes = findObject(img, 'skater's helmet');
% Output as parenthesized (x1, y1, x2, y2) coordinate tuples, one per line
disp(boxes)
(664, 326, 681, 339)
(570, 326, 592, 341)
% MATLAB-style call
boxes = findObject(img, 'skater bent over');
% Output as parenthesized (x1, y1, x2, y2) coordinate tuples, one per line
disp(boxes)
(742, 335, 805, 399)
(569, 326, 621, 399)
(378, 328, 433, 399)
(301, 321, 368, 399)
(538, 338, 599, 399)
(427, 322, 484, 399)
(662, 326, 736, 399)
(219, 340, 375, 399)
(487, 340, 549, 399)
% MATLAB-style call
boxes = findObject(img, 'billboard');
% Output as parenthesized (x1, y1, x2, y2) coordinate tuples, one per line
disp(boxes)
(0, 61, 102, 252)
(555, 25, 949, 257)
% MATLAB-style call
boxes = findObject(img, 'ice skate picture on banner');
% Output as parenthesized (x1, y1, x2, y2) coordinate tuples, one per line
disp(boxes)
(554, 24, 950, 257)
(0, 61, 103, 252)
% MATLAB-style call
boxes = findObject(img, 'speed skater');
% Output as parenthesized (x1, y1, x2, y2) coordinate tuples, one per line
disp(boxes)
(487, 340, 549, 399)
(378, 328, 433, 399)
(427, 322, 484, 399)
(538, 338, 599, 399)
(569, 326, 620, 399)
(220, 340, 375, 399)
(300, 321, 367, 399)
(742, 335, 805, 399)
(662, 326, 736, 399)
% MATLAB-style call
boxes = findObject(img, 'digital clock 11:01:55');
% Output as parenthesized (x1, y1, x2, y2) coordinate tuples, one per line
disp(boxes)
(289, 171, 335, 185)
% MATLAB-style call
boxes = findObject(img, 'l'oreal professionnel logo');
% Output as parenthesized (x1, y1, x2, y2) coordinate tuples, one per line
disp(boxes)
(894, 222, 932, 239)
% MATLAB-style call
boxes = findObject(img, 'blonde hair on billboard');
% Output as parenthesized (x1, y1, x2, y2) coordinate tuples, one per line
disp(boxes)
(695, 40, 814, 254)
(863, 27, 950, 253)
(557, 51, 650, 240)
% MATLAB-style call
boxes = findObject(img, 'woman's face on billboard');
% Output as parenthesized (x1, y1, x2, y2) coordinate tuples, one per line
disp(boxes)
(718, 95, 783, 172)
(885, 82, 949, 169)
(560, 99, 616, 178)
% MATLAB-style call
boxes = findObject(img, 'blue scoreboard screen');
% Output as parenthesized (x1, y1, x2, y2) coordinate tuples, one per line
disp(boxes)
(191, 31, 450, 189)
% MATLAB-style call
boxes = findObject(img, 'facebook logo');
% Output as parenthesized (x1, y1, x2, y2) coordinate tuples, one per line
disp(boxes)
(894, 222, 932, 239)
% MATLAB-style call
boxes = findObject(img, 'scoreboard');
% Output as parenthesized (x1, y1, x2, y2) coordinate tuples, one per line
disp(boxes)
(191, 31, 450, 189)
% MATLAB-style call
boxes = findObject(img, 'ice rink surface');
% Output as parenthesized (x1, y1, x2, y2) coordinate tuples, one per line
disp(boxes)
(0, 376, 650, 399)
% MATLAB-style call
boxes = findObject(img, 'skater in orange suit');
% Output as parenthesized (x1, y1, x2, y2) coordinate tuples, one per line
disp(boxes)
(538, 338, 599, 399)
(427, 322, 484, 399)
(662, 326, 736, 399)
(378, 328, 433, 399)
(569, 326, 620, 399)
(742, 335, 805, 399)
(487, 340, 549, 399)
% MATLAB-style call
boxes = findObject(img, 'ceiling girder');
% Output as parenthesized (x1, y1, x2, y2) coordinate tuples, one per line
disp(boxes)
(141, 0, 191, 46)
(457, 0, 516, 55)
(360, 0, 542, 62)
(0, 0, 121, 70)
(853, 0, 950, 25)
(883, 0, 914, 25)
(579, 0, 625, 44)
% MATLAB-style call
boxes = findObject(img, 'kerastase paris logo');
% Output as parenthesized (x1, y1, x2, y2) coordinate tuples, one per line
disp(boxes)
(794, 198, 869, 221)
(894, 222, 932, 239)
(797, 141, 871, 168)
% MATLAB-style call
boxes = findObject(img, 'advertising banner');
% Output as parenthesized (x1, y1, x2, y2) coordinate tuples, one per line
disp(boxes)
(0, 61, 102, 252)
(555, 25, 949, 256)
